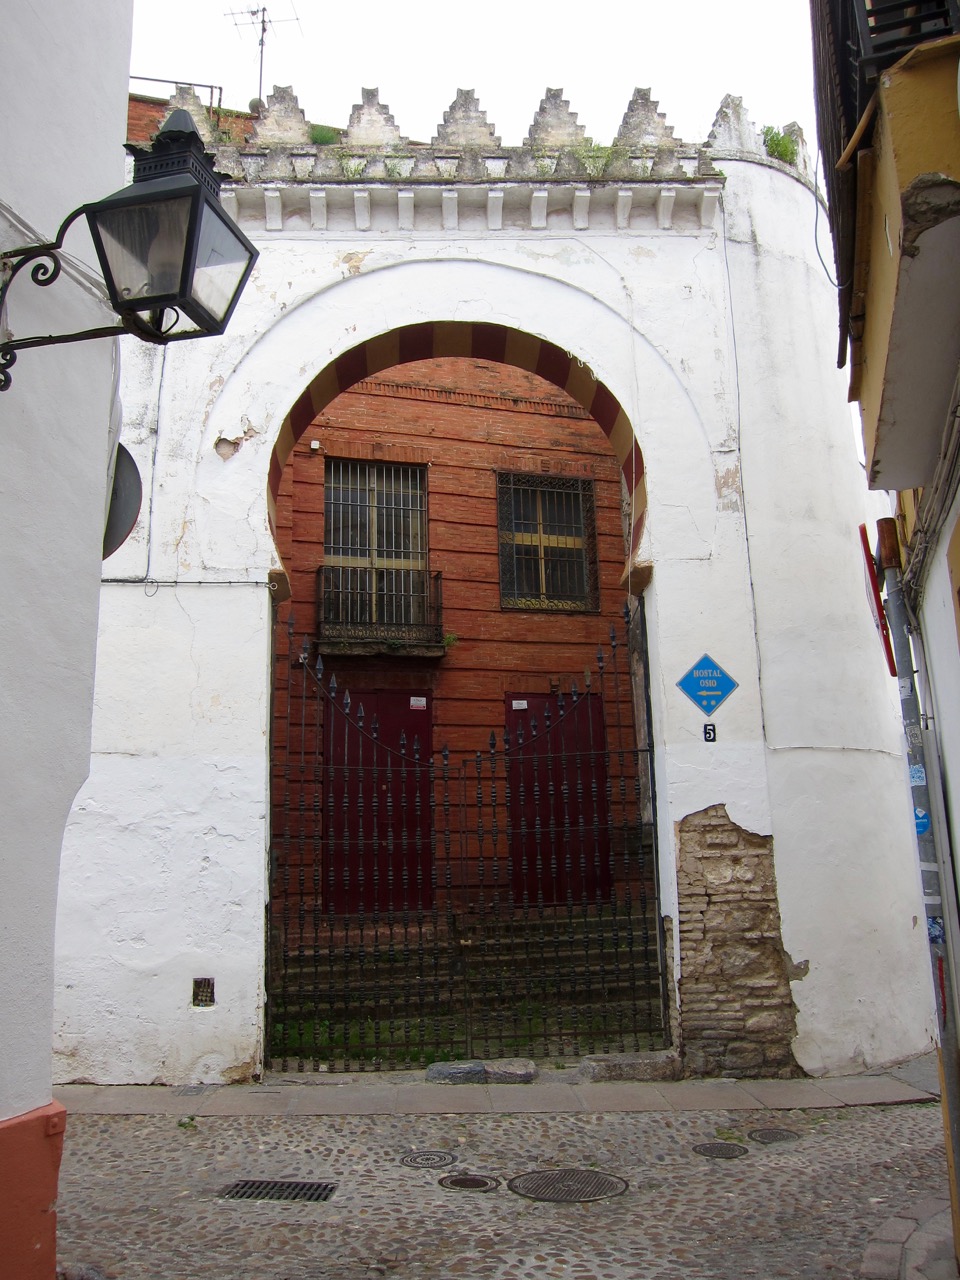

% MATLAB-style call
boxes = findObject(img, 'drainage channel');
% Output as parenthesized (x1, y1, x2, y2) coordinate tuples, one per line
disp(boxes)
(220, 1179, 338, 1203)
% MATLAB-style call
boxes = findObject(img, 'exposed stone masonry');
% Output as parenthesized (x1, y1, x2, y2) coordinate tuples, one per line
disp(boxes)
(677, 805, 799, 1078)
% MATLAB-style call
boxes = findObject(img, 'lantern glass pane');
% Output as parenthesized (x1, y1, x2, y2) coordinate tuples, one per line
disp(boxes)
(189, 202, 253, 325)
(93, 196, 192, 305)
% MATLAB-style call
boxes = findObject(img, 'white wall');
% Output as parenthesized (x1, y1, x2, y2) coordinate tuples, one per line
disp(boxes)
(55, 585, 270, 1083)
(54, 141, 934, 1081)
(0, 5, 132, 1121)
(719, 160, 933, 1072)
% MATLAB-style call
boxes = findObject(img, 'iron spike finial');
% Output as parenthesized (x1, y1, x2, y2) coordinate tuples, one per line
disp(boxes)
(343, 688, 351, 714)
(329, 673, 338, 698)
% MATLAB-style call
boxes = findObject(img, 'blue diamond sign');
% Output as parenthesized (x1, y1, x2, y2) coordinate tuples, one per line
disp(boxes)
(677, 655, 739, 715)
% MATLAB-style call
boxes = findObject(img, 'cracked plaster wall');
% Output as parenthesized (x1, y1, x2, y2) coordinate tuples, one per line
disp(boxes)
(54, 143, 934, 1081)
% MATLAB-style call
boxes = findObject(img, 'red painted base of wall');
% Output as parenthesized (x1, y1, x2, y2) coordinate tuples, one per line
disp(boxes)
(0, 1101, 67, 1280)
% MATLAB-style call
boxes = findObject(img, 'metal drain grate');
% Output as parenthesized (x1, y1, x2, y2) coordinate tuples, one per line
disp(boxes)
(219, 1180, 337, 1203)
(400, 1151, 457, 1169)
(507, 1169, 628, 1202)
(439, 1173, 500, 1192)
(693, 1142, 749, 1159)
(748, 1127, 800, 1145)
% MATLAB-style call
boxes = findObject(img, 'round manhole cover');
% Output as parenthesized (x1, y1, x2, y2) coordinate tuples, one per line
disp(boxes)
(748, 1128, 800, 1145)
(439, 1173, 500, 1192)
(693, 1142, 749, 1159)
(507, 1169, 628, 1202)
(400, 1151, 457, 1169)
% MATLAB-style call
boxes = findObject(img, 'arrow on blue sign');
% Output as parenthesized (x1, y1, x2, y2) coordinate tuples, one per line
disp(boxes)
(677, 655, 739, 715)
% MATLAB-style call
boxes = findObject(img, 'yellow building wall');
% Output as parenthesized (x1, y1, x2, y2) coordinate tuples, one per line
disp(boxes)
(856, 36, 960, 479)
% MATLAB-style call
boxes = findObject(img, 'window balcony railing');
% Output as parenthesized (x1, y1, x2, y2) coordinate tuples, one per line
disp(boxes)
(854, 0, 960, 76)
(316, 567, 444, 654)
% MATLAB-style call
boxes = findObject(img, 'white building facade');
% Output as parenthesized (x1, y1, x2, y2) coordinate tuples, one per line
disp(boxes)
(54, 85, 936, 1085)
(0, 5, 133, 1276)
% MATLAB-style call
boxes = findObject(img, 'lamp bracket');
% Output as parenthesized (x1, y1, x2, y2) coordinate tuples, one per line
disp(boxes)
(0, 310, 190, 392)
(0, 204, 91, 319)
(0, 206, 193, 391)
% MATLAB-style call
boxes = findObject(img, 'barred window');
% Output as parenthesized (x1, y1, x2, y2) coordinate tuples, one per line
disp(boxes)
(497, 472, 599, 611)
(322, 460, 428, 628)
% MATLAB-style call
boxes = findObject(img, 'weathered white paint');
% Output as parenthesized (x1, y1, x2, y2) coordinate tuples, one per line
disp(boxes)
(54, 101, 935, 1082)
(55, 585, 270, 1083)
(0, 4, 132, 1122)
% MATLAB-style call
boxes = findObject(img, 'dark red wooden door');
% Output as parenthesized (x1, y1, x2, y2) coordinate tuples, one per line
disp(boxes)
(504, 692, 612, 905)
(323, 689, 434, 913)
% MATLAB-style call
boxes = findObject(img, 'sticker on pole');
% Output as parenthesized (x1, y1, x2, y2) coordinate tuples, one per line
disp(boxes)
(677, 656, 738, 715)
(916, 807, 931, 836)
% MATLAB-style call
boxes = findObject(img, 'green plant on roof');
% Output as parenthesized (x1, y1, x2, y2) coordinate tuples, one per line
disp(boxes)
(310, 123, 340, 146)
(761, 126, 798, 167)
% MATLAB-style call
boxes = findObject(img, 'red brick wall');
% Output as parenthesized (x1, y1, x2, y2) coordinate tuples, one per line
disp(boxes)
(272, 357, 632, 758)
(126, 94, 255, 144)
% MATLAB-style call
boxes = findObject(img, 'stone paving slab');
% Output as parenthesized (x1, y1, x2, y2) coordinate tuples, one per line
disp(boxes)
(651, 1079, 760, 1109)
(282, 1082, 401, 1116)
(393, 1083, 496, 1113)
(572, 1082, 673, 1112)
(737, 1077, 847, 1109)
(860, 1196, 958, 1280)
(816, 1075, 937, 1106)
(484, 1083, 585, 1112)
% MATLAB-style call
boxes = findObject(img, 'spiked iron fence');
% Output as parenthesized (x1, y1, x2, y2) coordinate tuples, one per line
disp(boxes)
(268, 610, 667, 1071)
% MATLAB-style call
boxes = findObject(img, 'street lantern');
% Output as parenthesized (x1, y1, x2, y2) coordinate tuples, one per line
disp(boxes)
(0, 110, 258, 390)
(87, 109, 258, 337)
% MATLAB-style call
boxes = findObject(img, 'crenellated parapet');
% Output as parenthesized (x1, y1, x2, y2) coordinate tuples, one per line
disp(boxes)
(144, 83, 814, 236)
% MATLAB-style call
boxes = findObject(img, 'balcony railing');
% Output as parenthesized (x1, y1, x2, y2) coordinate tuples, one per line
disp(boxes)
(854, 0, 960, 75)
(317, 567, 444, 653)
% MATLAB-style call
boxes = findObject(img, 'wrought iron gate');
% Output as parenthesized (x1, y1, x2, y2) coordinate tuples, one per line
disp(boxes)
(268, 613, 667, 1071)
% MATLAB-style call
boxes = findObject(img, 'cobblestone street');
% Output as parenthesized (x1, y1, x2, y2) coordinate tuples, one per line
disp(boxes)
(54, 1064, 959, 1280)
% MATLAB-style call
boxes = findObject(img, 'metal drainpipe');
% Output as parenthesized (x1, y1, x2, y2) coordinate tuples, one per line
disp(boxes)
(878, 516, 960, 1258)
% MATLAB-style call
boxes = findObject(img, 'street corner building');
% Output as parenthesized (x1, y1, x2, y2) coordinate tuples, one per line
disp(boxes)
(1, 4, 135, 1277)
(52, 78, 936, 1090)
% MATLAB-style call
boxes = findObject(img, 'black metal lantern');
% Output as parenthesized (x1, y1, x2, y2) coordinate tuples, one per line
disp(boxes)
(0, 110, 258, 390)
(86, 110, 258, 338)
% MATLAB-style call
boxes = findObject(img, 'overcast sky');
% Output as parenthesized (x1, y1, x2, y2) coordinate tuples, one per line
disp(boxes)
(130, 0, 819, 151)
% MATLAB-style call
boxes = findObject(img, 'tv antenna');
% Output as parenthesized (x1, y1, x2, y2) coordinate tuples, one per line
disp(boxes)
(225, 6, 302, 108)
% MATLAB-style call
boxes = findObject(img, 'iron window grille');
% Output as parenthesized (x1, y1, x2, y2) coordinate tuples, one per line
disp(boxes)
(319, 460, 442, 645)
(497, 472, 599, 612)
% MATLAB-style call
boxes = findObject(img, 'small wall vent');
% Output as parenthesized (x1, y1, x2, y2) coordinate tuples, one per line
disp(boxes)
(192, 978, 215, 1007)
